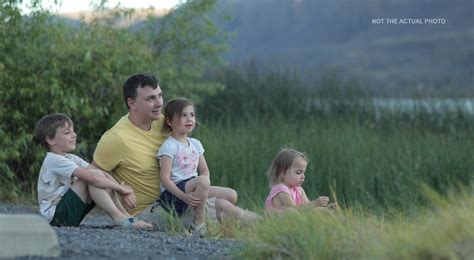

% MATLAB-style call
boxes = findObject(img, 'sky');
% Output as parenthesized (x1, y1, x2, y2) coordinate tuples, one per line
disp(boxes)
(23, 0, 182, 13)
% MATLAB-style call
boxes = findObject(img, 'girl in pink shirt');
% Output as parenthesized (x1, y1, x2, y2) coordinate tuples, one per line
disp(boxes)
(264, 148, 338, 214)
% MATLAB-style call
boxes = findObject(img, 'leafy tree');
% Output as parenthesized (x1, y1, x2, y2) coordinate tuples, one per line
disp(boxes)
(145, 0, 229, 101)
(0, 0, 228, 200)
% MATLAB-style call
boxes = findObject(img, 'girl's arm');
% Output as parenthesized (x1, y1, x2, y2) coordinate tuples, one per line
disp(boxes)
(301, 188, 329, 206)
(160, 155, 200, 206)
(272, 192, 297, 208)
(273, 190, 329, 210)
(301, 188, 311, 203)
(197, 155, 210, 177)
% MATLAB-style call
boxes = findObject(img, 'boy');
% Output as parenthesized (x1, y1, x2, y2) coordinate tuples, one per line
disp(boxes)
(35, 113, 153, 229)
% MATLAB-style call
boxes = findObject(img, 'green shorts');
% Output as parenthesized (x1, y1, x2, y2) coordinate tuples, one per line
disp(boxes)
(50, 188, 95, 227)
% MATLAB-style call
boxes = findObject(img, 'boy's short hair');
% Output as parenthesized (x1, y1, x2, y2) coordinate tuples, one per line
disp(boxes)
(34, 113, 73, 149)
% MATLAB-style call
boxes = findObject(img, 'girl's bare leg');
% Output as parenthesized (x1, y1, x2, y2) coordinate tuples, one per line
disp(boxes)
(209, 186, 238, 204)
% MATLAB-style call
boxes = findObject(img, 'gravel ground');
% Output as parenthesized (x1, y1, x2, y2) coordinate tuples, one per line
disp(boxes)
(0, 203, 244, 259)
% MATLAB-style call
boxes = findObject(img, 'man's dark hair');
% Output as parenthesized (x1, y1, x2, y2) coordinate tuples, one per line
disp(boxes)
(123, 74, 159, 109)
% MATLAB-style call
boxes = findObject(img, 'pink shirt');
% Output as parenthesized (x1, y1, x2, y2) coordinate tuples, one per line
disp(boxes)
(265, 183, 304, 213)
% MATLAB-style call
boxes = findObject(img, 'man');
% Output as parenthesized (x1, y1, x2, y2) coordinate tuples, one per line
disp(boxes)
(92, 73, 258, 230)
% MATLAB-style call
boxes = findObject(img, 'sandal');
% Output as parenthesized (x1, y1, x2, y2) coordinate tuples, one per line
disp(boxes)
(115, 217, 155, 230)
(189, 223, 207, 238)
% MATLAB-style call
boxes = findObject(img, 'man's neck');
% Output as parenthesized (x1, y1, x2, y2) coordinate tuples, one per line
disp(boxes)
(128, 113, 153, 131)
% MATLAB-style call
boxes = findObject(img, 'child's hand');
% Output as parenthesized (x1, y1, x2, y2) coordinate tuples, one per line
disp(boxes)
(122, 193, 137, 210)
(328, 202, 338, 209)
(120, 182, 136, 210)
(326, 203, 338, 213)
(314, 196, 329, 207)
(183, 193, 202, 207)
(120, 184, 134, 195)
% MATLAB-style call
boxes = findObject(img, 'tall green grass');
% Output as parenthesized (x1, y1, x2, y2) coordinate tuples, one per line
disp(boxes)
(236, 186, 474, 259)
(196, 116, 473, 213)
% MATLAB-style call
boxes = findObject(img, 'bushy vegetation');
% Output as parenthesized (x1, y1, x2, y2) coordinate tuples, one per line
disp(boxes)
(0, 0, 227, 200)
(1, 2, 472, 258)
(195, 67, 474, 213)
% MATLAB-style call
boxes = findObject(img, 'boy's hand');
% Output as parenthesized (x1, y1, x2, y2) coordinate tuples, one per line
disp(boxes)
(120, 182, 136, 210)
(314, 196, 329, 207)
(120, 184, 134, 195)
(122, 193, 137, 210)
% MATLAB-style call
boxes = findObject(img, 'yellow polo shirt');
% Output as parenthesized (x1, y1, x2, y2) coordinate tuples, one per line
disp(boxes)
(93, 114, 165, 216)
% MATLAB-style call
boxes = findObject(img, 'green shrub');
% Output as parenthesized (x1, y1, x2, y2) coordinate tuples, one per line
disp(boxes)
(0, 0, 227, 200)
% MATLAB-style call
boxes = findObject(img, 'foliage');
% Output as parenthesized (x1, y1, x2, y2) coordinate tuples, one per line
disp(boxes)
(0, 0, 228, 200)
(196, 112, 473, 213)
(146, 0, 229, 102)
(196, 64, 474, 212)
(237, 186, 474, 259)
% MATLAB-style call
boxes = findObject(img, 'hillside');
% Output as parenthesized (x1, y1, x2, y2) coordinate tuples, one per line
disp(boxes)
(219, 0, 474, 95)
(52, 0, 474, 96)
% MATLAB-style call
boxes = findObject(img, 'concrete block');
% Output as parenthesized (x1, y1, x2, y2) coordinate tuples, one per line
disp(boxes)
(0, 214, 60, 258)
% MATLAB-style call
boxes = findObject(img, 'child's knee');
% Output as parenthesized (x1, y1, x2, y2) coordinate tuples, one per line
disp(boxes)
(228, 189, 238, 204)
(195, 176, 210, 190)
(215, 198, 231, 211)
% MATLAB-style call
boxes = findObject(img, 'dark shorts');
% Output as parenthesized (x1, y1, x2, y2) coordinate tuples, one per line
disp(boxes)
(158, 177, 195, 216)
(50, 188, 95, 227)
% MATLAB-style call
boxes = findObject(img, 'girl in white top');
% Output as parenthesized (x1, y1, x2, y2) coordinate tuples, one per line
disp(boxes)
(158, 98, 259, 235)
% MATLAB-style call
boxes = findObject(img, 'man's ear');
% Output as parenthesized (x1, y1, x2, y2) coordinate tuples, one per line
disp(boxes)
(127, 98, 135, 110)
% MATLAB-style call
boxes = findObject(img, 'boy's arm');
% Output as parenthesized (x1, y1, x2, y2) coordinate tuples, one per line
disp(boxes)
(87, 164, 118, 182)
(197, 155, 210, 177)
(72, 167, 132, 196)
(87, 162, 137, 210)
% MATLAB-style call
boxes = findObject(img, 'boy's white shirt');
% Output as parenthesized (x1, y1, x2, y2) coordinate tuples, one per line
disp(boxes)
(37, 152, 89, 222)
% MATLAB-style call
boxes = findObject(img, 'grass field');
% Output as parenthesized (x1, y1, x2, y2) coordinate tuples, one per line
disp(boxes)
(196, 115, 473, 214)
(236, 186, 474, 259)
